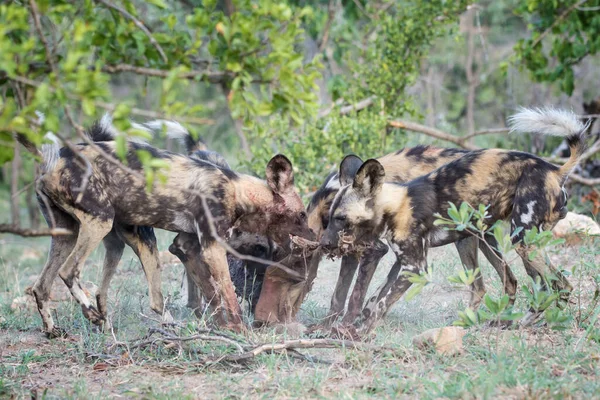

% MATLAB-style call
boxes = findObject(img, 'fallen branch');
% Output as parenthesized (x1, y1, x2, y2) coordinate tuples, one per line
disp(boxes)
(0, 224, 72, 237)
(132, 333, 245, 353)
(223, 338, 392, 363)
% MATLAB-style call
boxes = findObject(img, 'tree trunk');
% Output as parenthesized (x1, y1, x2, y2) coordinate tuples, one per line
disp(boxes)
(27, 165, 40, 229)
(11, 144, 21, 226)
(426, 66, 435, 127)
(464, 7, 477, 141)
(221, 85, 252, 158)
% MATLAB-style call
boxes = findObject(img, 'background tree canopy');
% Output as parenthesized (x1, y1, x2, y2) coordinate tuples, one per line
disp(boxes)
(1, 0, 599, 230)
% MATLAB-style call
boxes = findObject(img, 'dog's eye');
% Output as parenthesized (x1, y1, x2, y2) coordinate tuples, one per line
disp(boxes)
(334, 215, 347, 222)
(299, 211, 307, 220)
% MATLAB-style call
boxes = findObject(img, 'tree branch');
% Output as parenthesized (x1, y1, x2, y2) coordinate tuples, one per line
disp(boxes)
(0, 224, 71, 237)
(530, 0, 588, 49)
(388, 119, 479, 150)
(568, 174, 600, 186)
(223, 338, 394, 363)
(8, 75, 215, 126)
(318, 0, 337, 52)
(95, 0, 168, 64)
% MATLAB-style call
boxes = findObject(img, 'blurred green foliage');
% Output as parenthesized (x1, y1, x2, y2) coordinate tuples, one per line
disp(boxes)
(514, 0, 600, 95)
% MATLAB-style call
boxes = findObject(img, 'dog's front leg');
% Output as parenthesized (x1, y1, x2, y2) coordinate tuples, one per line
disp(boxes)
(201, 240, 244, 331)
(324, 253, 360, 326)
(357, 240, 426, 334)
(342, 240, 389, 325)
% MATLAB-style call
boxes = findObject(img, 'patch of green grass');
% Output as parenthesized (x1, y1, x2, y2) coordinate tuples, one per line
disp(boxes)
(0, 227, 599, 398)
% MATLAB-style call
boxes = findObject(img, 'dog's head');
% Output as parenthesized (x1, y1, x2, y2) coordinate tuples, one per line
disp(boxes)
(320, 155, 386, 250)
(235, 155, 314, 246)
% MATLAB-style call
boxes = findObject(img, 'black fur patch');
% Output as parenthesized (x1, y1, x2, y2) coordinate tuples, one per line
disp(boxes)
(404, 145, 437, 163)
(86, 120, 114, 142)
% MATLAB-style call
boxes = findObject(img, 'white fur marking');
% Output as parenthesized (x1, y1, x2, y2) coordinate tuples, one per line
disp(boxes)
(142, 120, 190, 141)
(325, 175, 341, 190)
(520, 200, 537, 225)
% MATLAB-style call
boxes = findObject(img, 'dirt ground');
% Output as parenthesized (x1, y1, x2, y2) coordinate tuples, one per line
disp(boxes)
(1, 234, 599, 399)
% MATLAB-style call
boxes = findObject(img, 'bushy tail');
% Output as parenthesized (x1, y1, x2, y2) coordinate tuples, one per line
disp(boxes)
(40, 132, 60, 174)
(136, 120, 207, 154)
(508, 107, 586, 178)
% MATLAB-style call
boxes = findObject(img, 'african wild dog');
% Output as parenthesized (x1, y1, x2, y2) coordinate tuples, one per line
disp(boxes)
(321, 107, 585, 333)
(149, 123, 286, 315)
(88, 119, 283, 325)
(30, 118, 312, 336)
(306, 146, 517, 326)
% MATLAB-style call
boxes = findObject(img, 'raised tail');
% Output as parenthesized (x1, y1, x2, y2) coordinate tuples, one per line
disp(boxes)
(137, 120, 207, 154)
(508, 107, 586, 178)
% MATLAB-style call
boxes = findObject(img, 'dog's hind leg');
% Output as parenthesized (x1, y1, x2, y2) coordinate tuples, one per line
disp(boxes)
(455, 237, 486, 309)
(32, 199, 78, 338)
(96, 229, 125, 326)
(478, 236, 518, 305)
(170, 233, 224, 325)
(118, 226, 166, 319)
(58, 209, 114, 326)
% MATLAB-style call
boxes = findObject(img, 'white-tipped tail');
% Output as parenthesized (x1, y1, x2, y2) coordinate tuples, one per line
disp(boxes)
(508, 107, 584, 137)
(140, 120, 190, 140)
(509, 106, 587, 179)
(41, 132, 60, 173)
(99, 113, 119, 139)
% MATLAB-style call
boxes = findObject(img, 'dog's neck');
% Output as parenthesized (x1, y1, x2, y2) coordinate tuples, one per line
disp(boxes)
(373, 184, 412, 241)
(232, 175, 275, 215)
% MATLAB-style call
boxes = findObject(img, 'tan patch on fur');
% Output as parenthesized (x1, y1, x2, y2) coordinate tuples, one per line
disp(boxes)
(377, 185, 412, 241)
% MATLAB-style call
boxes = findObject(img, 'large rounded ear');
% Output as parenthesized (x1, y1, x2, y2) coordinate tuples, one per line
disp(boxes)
(338, 154, 364, 186)
(353, 159, 385, 197)
(266, 154, 294, 194)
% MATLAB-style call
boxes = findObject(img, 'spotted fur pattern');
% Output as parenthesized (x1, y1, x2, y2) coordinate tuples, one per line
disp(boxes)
(306, 146, 516, 325)
(31, 118, 311, 335)
(321, 107, 584, 332)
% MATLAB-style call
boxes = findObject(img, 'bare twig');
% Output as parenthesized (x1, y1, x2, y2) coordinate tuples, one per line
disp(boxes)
(388, 119, 479, 150)
(95, 0, 168, 63)
(462, 127, 510, 141)
(319, 0, 337, 52)
(94, 100, 215, 125)
(318, 97, 375, 118)
(7, 76, 215, 126)
(132, 328, 245, 353)
(101, 64, 270, 84)
(530, 0, 588, 49)
(29, 0, 57, 75)
(339, 96, 375, 115)
(0, 224, 71, 237)
(568, 174, 600, 186)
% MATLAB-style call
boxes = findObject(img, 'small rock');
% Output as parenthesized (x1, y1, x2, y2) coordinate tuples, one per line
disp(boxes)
(553, 212, 600, 245)
(413, 326, 466, 356)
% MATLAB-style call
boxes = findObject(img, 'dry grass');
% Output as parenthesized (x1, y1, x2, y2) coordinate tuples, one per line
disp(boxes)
(1, 227, 599, 399)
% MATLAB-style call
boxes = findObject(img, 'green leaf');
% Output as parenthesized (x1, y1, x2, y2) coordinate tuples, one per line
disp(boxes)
(146, 0, 168, 9)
